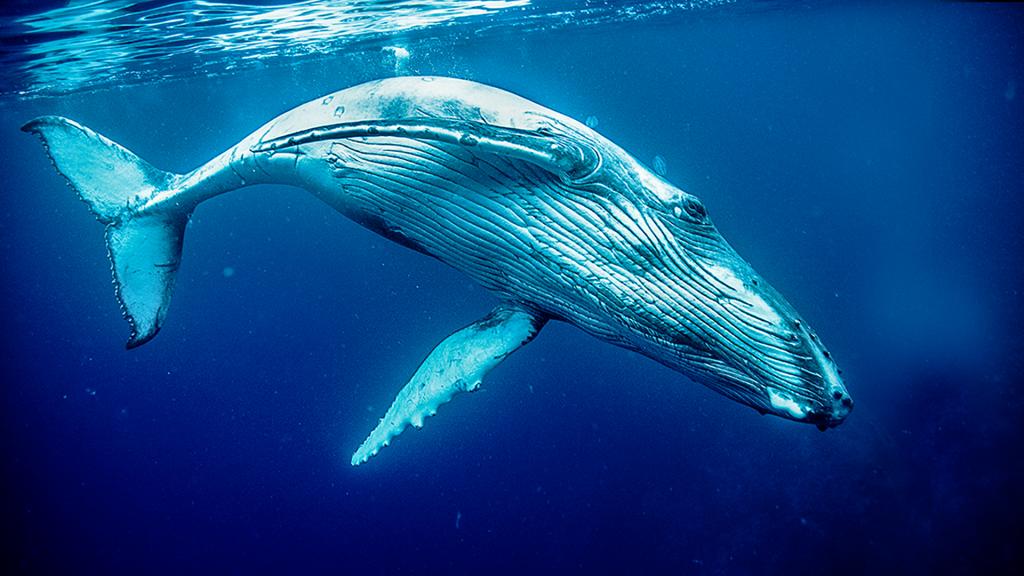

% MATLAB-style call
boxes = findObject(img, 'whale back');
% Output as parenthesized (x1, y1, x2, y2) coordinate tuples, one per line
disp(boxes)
(245, 76, 598, 154)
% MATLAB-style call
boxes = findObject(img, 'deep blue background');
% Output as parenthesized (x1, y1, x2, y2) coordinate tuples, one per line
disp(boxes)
(2, 3, 1022, 574)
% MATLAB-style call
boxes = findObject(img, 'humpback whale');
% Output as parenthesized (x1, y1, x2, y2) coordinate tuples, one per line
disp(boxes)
(23, 76, 852, 465)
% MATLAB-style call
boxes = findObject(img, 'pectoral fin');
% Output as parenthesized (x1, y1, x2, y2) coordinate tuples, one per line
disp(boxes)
(351, 304, 546, 466)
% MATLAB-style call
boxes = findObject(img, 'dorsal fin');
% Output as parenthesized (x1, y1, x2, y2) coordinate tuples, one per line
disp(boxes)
(250, 117, 601, 182)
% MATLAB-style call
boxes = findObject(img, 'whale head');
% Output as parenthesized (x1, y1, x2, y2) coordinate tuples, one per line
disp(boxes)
(594, 167, 853, 429)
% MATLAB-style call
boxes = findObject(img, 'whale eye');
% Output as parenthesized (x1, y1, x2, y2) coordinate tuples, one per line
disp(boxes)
(683, 198, 707, 222)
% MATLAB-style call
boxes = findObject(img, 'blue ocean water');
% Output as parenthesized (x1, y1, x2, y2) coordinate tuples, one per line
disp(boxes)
(1, 1, 1022, 574)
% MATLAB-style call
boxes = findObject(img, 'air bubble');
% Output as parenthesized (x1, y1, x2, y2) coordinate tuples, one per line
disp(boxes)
(382, 46, 410, 75)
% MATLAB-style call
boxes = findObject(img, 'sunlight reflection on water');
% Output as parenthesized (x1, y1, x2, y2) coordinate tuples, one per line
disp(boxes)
(1, 0, 735, 97)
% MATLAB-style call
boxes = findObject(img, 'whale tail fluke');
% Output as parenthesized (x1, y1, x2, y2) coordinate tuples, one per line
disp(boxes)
(23, 116, 189, 349)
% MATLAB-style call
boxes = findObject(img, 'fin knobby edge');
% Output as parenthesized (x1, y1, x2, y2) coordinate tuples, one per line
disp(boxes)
(351, 305, 546, 466)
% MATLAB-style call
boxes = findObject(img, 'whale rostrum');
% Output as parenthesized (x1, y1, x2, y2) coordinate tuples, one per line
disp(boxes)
(24, 76, 852, 465)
